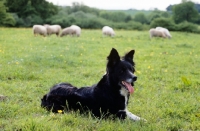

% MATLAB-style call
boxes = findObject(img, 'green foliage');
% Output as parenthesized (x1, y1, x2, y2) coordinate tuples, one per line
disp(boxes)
(0, 28, 200, 130)
(176, 21, 200, 33)
(133, 13, 148, 24)
(150, 17, 200, 33)
(167, 3, 200, 13)
(0, 0, 15, 26)
(12, 13, 25, 27)
(2, 0, 200, 33)
(150, 17, 175, 30)
(109, 9, 154, 16)
(194, 3, 200, 12)
(100, 11, 132, 22)
(69, 2, 100, 16)
(147, 10, 170, 24)
(172, 1, 199, 24)
(76, 18, 106, 29)
(5, 0, 58, 27)
(114, 21, 147, 30)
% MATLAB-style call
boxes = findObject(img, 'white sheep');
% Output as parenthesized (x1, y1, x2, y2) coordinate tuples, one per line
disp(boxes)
(156, 27, 172, 39)
(102, 26, 115, 37)
(33, 25, 47, 37)
(60, 27, 76, 37)
(149, 28, 167, 39)
(44, 24, 62, 36)
(60, 25, 81, 37)
(70, 25, 81, 37)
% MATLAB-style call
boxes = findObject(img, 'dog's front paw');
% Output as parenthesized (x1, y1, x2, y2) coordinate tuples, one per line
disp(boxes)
(126, 110, 147, 122)
(140, 118, 147, 123)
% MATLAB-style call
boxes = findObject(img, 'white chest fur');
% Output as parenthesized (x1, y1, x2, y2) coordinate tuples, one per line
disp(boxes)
(120, 87, 129, 108)
(119, 87, 143, 121)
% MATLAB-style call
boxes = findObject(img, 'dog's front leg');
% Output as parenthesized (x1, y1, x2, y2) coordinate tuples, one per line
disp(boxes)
(117, 110, 146, 122)
(126, 110, 141, 121)
(116, 110, 127, 120)
(117, 110, 141, 121)
(126, 110, 147, 122)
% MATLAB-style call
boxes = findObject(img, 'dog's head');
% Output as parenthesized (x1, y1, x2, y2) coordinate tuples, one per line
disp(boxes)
(106, 48, 137, 94)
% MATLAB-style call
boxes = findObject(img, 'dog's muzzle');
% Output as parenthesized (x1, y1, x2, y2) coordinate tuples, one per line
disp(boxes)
(121, 81, 134, 94)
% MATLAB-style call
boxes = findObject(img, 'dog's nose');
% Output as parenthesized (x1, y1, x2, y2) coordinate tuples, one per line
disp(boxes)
(132, 76, 137, 82)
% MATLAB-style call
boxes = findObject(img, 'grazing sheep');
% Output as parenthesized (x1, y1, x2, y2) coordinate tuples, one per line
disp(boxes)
(70, 25, 81, 37)
(60, 27, 76, 37)
(156, 27, 172, 39)
(102, 26, 115, 37)
(33, 25, 47, 37)
(60, 25, 81, 37)
(44, 24, 62, 36)
(149, 28, 167, 39)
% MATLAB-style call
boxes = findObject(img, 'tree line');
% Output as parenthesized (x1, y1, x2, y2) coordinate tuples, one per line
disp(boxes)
(1, 0, 200, 33)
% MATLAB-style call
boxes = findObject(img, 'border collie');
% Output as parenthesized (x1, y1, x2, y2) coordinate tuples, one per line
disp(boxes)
(41, 48, 144, 121)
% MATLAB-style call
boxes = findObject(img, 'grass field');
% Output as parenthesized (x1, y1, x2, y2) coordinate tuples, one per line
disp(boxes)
(0, 28, 200, 131)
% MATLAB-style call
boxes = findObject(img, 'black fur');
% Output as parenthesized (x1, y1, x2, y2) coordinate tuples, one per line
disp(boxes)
(41, 48, 137, 120)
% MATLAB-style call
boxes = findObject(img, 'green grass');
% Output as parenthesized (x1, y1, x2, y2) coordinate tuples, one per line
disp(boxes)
(0, 28, 200, 131)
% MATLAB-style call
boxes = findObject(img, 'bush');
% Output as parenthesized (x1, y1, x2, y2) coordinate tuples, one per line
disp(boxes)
(1, 14, 16, 27)
(176, 21, 200, 33)
(12, 13, 25, 27)
(45, 16, 76, 28)
(133, 13, 148, 24)
(76, 17, 108, 29)
(150, 17, 200, 33)
(126, 21, 143, 30)
(114, 21, 147, 30)
(150, 17, 176, 30)
(69, 11, 88, 19)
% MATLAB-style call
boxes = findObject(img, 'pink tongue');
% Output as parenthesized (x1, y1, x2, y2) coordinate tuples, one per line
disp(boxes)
(123, 81, 134, 94)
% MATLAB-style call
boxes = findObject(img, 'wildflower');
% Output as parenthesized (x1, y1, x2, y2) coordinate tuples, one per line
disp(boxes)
(58, 110, 63, 113)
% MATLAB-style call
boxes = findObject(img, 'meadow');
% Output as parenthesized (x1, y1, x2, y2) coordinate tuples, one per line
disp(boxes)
(0, 28, 199, 131)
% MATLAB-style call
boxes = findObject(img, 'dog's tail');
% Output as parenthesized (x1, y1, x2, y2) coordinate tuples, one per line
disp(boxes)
(41, 83, 77, 113)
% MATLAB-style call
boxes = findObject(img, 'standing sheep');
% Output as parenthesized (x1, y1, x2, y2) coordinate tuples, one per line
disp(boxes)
(33, 25, 47, 37)
(102, 26, 115, 37)
(44, 24, 62, 36)
(60, 25, 81, 37)
(156, 27, 172, 39)
(149, 28, 167, 39)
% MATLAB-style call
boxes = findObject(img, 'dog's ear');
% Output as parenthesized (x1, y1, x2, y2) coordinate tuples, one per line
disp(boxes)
(123, 50, 135, 65)
(107, 48, 120, 67)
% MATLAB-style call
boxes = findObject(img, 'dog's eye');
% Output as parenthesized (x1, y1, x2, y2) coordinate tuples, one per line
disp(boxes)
(131, 67, 135, 73)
